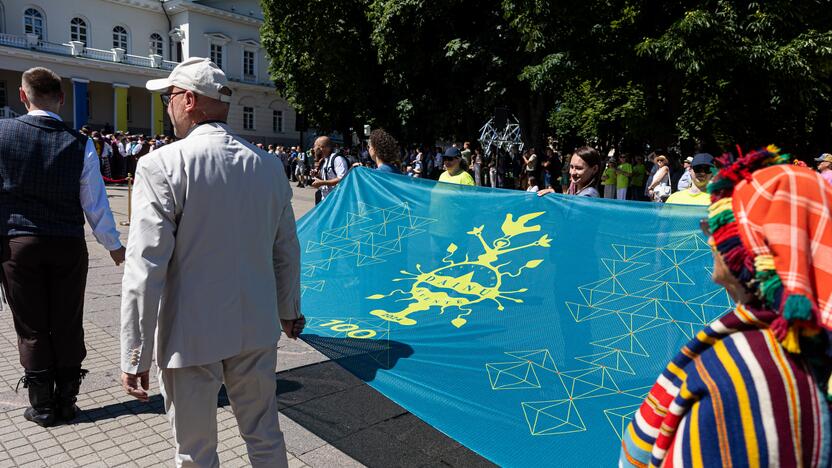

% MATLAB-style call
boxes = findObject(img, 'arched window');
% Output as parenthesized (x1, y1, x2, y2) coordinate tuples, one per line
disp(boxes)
(149, 33, 164, 57)
(112, 25, 128, 51)
(70, 17, 87, 45)
(24, 8, 44, 39)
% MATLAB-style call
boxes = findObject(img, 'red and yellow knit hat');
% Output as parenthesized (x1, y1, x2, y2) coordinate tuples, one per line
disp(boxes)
(707, 145, 832, 354)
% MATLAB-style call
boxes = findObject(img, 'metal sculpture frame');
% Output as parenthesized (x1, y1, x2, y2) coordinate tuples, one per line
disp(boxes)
(478, 114, 524, 162)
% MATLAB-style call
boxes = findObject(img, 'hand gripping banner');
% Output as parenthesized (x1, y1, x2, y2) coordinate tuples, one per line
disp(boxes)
(297, 168, 726, 466)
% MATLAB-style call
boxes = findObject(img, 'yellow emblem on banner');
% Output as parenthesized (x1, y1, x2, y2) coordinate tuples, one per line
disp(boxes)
(368, 212, 551, 328)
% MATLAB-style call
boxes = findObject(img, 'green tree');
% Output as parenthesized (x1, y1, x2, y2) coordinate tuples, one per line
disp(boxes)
(635, 0, 832, 154)
(260, 0, 392, 139)
(368, 0, 537, 145)
(506, 0, 832, 155)
(261, 0, 832, 155)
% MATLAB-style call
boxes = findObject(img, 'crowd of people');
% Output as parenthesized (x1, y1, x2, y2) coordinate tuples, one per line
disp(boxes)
(79, 126, 172, 181)
(81, 115, 832, 207)
(266, 131, 832, 209)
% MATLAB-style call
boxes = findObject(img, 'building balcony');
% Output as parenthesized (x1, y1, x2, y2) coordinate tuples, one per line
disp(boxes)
(225, 75, 274, 88)
(0, 32, 275, 88)
(0, 33, 178, 71)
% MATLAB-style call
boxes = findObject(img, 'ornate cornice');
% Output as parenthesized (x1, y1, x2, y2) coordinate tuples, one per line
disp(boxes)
(164, 0, 263, 26)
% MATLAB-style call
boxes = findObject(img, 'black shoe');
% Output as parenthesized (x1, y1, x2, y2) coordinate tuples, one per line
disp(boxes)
(17, 370, 56, 427)
(54, 368, 88, 422)
(24, 407, 55, 427)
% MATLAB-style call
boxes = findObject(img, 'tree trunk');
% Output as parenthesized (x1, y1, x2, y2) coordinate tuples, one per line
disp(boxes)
(515, 92, 547, 155)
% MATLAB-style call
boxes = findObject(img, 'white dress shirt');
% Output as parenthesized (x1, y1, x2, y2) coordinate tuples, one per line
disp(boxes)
(320, 152, 348, 198)
(27, 111, 122, 250)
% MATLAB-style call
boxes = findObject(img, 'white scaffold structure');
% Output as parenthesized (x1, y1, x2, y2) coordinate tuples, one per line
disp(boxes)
(478, 113, 524, 162)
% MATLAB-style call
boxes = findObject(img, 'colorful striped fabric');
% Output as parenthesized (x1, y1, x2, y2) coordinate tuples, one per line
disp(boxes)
(730, 164, 832, 331)
(620, 305, 832, 467)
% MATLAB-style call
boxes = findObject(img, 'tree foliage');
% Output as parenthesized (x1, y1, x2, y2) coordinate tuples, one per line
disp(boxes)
(260, 0, 388, 136)
(261, 0, 832, 154)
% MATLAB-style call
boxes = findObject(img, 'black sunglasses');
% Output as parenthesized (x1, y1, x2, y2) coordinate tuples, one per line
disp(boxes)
(160, 91, 187, 106)
(692, 165, 712, 175)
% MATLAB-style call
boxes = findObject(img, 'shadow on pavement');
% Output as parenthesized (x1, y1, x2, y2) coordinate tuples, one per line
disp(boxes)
(80, 378, 303, 424)
(75, 335, 493, 467)
(276, 335, 495, 468)
(78, 394, 166, 424)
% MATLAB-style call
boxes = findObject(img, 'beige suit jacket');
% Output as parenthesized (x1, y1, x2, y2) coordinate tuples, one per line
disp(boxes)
(120, 122, 300, 373)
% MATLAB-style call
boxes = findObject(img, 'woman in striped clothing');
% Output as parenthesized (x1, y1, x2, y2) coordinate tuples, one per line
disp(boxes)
(620, 146, 832, 467)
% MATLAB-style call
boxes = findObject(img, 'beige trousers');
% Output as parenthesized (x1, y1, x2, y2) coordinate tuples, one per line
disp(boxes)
(158, 346, 289, 468)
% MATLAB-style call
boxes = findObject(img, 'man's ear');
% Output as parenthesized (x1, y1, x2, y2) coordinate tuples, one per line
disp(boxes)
(19, 87, 29, 109)
(184, 91, 198, 111)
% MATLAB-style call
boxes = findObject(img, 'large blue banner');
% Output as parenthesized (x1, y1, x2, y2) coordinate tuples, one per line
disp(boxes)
(297, 168, 731, 466)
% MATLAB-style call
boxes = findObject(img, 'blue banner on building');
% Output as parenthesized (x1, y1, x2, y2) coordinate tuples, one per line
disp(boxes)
(297, 168, 728, 466)
(71, 79, 88, 130)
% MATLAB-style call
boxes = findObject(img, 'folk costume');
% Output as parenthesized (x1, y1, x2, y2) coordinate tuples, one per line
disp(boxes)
(0, 110, 122, 426)
(621, 146, 832, 467)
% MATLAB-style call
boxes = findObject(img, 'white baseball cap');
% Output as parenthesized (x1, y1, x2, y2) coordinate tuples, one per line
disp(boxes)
(146, 57, 232, 103)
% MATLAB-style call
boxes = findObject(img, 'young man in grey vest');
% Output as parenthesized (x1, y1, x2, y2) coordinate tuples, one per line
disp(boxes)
(0, 67, 125, 427)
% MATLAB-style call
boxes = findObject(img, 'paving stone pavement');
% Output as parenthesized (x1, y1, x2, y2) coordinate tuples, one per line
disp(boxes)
(0, 183, 362, 467)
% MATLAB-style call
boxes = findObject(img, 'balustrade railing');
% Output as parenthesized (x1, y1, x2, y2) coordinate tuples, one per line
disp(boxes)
(0, 33, 27, 48)
(83, 47, 116, 62)
(36, 40, 72, 56)
(124, 54, 153, 68)
(0, 33, 274, 89)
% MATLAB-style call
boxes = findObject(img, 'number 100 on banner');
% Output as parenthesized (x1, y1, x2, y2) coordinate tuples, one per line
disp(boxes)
(316, 320, 378, 339)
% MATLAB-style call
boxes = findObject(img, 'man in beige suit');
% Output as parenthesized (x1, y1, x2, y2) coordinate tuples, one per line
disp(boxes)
(119, 57, 305, 467)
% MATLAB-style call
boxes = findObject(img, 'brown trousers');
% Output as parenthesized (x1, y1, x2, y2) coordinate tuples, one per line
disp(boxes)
(0, 236, 88, 370)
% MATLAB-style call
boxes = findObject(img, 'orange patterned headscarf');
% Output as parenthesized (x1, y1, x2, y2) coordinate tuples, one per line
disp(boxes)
(708, 146, 832, 353)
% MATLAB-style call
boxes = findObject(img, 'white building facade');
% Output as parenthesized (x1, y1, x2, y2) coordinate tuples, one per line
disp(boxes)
(0, 0, 299, 145)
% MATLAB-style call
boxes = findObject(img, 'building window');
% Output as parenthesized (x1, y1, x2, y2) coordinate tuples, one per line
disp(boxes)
(243, 107, 254, 130)
(70, 17, 87, 45)
(0, 81, 7, 108)
(126, 96, 132, 122)
(149, 33, 164, 57)
(24, 8, 44, 39)
(243, 50, 255, 79)
(113, 25, 128, 51)
(272, 110, 283, 133)
(210, 44, 224, 69)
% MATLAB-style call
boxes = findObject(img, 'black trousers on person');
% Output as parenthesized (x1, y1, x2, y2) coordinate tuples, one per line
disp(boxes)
(0, 236, 88, 371)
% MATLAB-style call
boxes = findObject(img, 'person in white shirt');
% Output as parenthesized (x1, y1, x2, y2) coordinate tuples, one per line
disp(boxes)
(120, 57, 303, 467)
(677, 156, 693, 191)
(311, 136, 349, 200)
